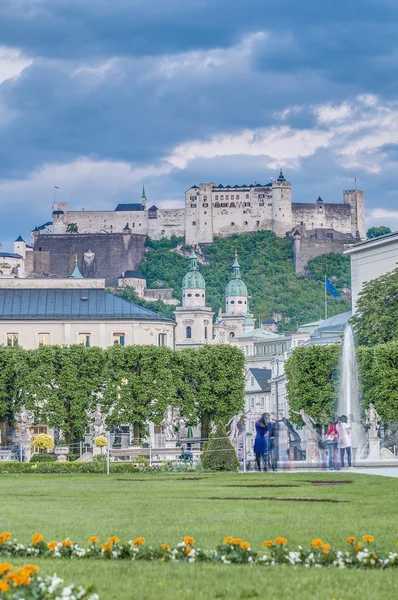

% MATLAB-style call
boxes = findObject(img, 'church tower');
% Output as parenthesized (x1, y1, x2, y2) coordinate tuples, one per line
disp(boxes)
(213, 252, 249, 342)
(141, 185, 147, 209)
(174, 249, 214, 348)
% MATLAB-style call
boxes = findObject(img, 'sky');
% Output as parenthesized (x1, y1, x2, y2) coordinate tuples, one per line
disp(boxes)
(1, 0, 398, 249)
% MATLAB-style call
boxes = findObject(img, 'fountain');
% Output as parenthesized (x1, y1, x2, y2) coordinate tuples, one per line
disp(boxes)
(338, 325, 367, 461)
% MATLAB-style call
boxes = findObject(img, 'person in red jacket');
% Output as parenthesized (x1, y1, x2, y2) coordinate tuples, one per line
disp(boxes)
(326, 419, 339, 470)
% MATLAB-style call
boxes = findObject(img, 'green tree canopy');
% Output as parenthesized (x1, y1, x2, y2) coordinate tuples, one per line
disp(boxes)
(351, 268, 398, 346)
(366, 226, 392, 239)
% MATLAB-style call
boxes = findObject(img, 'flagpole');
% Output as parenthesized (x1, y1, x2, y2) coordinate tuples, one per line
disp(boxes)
(324, 275, 327, 321)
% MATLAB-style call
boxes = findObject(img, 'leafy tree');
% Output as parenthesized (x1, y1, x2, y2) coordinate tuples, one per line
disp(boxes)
(66, 223, 79, 233)
(358, 342, 398, 423)
(306, 253, 351, 290)
(367, 226, 391, 239)
(351, 268, 398, 346)
(201, 424, 239, 471)
(0, 346, 25, 426)
(111, 286, 175, 320)
(285, 345, 340, 425)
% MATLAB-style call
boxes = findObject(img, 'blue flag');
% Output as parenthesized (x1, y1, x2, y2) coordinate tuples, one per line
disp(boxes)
(325, 277, 339, 298)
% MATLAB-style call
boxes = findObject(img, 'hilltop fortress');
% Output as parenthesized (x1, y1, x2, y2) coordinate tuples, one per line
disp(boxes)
(45, 170, 365, 245)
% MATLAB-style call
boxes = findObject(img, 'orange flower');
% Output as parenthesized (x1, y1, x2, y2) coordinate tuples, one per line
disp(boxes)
(0, 536, 5, 545)
(363, 535, 375, 543)
(354, 542, 363, 552)
(312, 538, 323, 549)
(32, 533, 43, 545)
(47, 541, 58, 550)
(108, 536, 120, 544)
(223, 536, 234, 544)
(263, 540, 273, 548)
(160, 544, 170, 551)
(274, 537, 287, 545)
(132, 537, 145, 546)
(88, 536, 99, 544)
(323, 543, 331, 553)
(101, 543, 112, 552)
(62, 540, 72, 547)
(240, 541, 250, 550)
(185, 547, 191, 555)
(0, 563, 12, 576)
(0, 581, 10, 592)
(0, 532, 11, 540)
(184, 536, 195, 547)
(346, 536, 356, 544)
(20, 565, 39, 575)
(232, 538, 242, 545)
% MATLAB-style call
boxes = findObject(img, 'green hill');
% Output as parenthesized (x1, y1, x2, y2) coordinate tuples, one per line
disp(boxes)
(114, 232, 351, 331)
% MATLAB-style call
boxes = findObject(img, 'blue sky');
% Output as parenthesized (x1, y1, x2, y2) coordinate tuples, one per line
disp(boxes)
(1, 0, 398, 249)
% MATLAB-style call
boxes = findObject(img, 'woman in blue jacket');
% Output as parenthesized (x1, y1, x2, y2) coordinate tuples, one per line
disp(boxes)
(254, 413, 270, 471)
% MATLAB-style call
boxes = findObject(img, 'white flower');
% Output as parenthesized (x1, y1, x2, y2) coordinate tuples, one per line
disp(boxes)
(248, 556, 253, 563)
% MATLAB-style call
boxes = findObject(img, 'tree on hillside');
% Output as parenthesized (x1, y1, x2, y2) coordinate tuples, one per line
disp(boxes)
(351, 268, 398, 346)
(306, 253, 351, 289)
(367, 226, 392, 239)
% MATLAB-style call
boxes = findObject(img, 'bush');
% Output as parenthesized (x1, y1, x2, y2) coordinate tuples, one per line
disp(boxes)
(201, 425, 239, 472)
(30, 453, 55, 463)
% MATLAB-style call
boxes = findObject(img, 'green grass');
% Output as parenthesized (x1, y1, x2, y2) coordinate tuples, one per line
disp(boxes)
(1, 472, 396, 599)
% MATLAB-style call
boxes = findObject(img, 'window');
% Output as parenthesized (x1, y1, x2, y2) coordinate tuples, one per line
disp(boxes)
(251, 376, 255, 387)
(250, 397, 254, 407)
(230, 300, 235, 304)
(204, 326, 208, 340)
(202, 203, 208, 208)
(192, 221, 196, 225)
(244, 202, 251, 207)
(186, 326, 192, 339)
(204, 195, 207, 200)
(113, 333, 125, 346)
(231, 222, 235, 226)
(226, 195, 229, 200)
(158, 333, 167, 346)
(221, 203, 228, 207)
(238, 300, 242, 304)
(190, 204, 196, 208)
(244, 221, 248, 225)
(195, 293, 200, 297)
(7, 333, 18, 347)
(187, 293, 192, 297)
(220, 195, 224, 200)
(259, 202, 264, 207)
(260, 397, 265, 408)
(79, 333, 91, 347)
(230, 202, 236, 208)
(215, 195, 219, 200)
(214, 202, 220, 208)
(236, 195, 240, 199)
(229, 332, 235, 338)
(38, 333, 50, 346)
(189, 196, 196, 200)
(251, 420, 255, 432)
(246, 194, 249, 199)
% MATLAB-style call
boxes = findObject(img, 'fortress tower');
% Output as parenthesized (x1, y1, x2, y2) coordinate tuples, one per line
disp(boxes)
(343, 189, 366, 239)
(272, 170, 292, 236)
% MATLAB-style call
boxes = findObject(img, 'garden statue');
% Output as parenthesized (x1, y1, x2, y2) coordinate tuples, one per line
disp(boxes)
(292, 409, 319, 441)
(87, 404, 107, 439)
(15, 406, 34, 461)
(162, 407, 178, 441)
(365, 403, 381, 439)
(227, 411, 248, 444)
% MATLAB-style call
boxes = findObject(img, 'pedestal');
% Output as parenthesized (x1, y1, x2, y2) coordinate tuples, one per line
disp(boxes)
(165, 440, 177, 449)
(368, 437, 380, 461)
(306, 439, 320, 464)
(92, 446, 103, 457)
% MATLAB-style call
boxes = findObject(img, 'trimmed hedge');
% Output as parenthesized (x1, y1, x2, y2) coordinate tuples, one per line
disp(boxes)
(30, 453, 55, 463)
(0, 462, 141, 474)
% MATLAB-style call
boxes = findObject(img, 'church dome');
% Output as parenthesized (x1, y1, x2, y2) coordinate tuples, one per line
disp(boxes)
(225, 253, 247, 297)
(182, 250, 205, 289)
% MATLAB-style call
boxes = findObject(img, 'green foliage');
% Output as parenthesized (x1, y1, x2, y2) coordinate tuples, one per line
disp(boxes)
(30, 453, 55, 463)
(0, 346, 24, 424)
(145, 235, 184, 250)
(285, 345, 340, 425)
(201, 424, 239, 471)
(306, 253, 351, 289)
(358, 342, 398, 423)
(351, 268, 398, 346)
(111, 286, 176, 320)
(367, 226, 392, 239)
(137, 231, 350, 331)
(0, 462, 144, 474)
(66, 223, 79, 233)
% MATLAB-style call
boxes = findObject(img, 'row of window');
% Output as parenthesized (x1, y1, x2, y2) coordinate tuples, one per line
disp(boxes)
(6, 332, 168, 348)
(247, 396, 266, 408)
(183, 293, 205, 298)
(226, 300, 247, 304)
(185, 326, 208, 340)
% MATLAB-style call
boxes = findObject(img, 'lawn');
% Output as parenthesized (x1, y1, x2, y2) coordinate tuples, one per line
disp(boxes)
(0, 471, 397, 599)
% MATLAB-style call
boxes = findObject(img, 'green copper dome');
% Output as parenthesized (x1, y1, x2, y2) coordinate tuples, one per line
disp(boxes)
(225, 253, 247, 297)
(182, 250, 206, 289)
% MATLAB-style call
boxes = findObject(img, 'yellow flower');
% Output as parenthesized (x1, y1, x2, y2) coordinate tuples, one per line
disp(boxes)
(101, 543, 112, 552)
(47, 541, 58, 550)
(363, 535, 375, 543)
(263, 540, 273, 548)
(0, 581, 10, 592)
(274, 537, 287, 545)
(32, 533, 43, 545)
(354, 542, 363, 553)
(108, 536, 120, 544)
(88, 536, 99, 544)
(312, 538, 323, 549)
(232, 538, 243, 546)
(62, 540, 72, 547)
(323, 543, 331, 553)
(184, 536, 195, 547)
(240, 541, 250, 550)
(0, 532, 12, 540)
(132, 537, 145, 546)
(223, 536, 234, 544)
(0, 563, 12, 576)
(160, 544, 170, 551)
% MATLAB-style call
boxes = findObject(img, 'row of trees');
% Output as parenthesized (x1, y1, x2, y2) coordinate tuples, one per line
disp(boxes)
(0, 344, 245, 443)
(285, 341, 398, 425)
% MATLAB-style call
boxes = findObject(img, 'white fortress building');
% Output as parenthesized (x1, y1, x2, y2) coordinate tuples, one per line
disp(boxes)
(43, 173, 366, 245)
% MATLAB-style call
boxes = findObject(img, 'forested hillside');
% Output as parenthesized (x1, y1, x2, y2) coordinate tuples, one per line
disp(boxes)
(114, 232, 351, 331)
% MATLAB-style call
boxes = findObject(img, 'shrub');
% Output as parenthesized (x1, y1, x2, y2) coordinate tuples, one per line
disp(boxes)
(30, 453, 55, 463)
(201, 425, 239, 472)
(33, 433, 54, 451)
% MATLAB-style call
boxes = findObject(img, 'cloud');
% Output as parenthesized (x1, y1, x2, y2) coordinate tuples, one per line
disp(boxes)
(0, 46, 32, 84)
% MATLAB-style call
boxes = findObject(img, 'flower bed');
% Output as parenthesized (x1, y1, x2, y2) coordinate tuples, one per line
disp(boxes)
(0, 562, 98, 599)
(1, 532, 397, 569)
(0, 462, 196, 474)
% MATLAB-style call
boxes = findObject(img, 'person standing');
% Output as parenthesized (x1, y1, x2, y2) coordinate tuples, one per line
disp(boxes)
(254, 414, 270, 471)
(326, 420, 339, 470)
(337, 415, 352, 468)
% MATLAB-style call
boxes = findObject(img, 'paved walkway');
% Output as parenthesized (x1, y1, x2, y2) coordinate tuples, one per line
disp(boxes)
(351, 466, 398, 478)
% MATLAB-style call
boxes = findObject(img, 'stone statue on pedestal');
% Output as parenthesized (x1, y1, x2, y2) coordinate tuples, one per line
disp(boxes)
(365, 403, 382, 439)
(293, 409, 319, 441)
(87, 404, 107, 439)
(15, 406, 35, 462)
(162, 407, 179, 441)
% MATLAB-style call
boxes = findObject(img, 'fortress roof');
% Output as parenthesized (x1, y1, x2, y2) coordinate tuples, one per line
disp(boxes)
(114, 203, 145, 212)
(119, 270, 146, 280)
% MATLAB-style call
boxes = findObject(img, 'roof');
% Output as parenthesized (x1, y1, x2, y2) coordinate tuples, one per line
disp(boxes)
(33, 222, 52, 232)
(262, 317, 276, 324)
(114, 203, 145, 212)
(15, 235, 25, 242)
(119, 270, 146, 280)
(344, 230, 398, 255)
(235, 328, 280, 340)
(0, 288, 174, 322)
(213, 183, 272, 189)
(318, 311, 352, 329)
(182, 250, 205, 290)
(249, 368, 271, 392)
(149, 205, 159, 211)
(0, 252, 22, 259)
